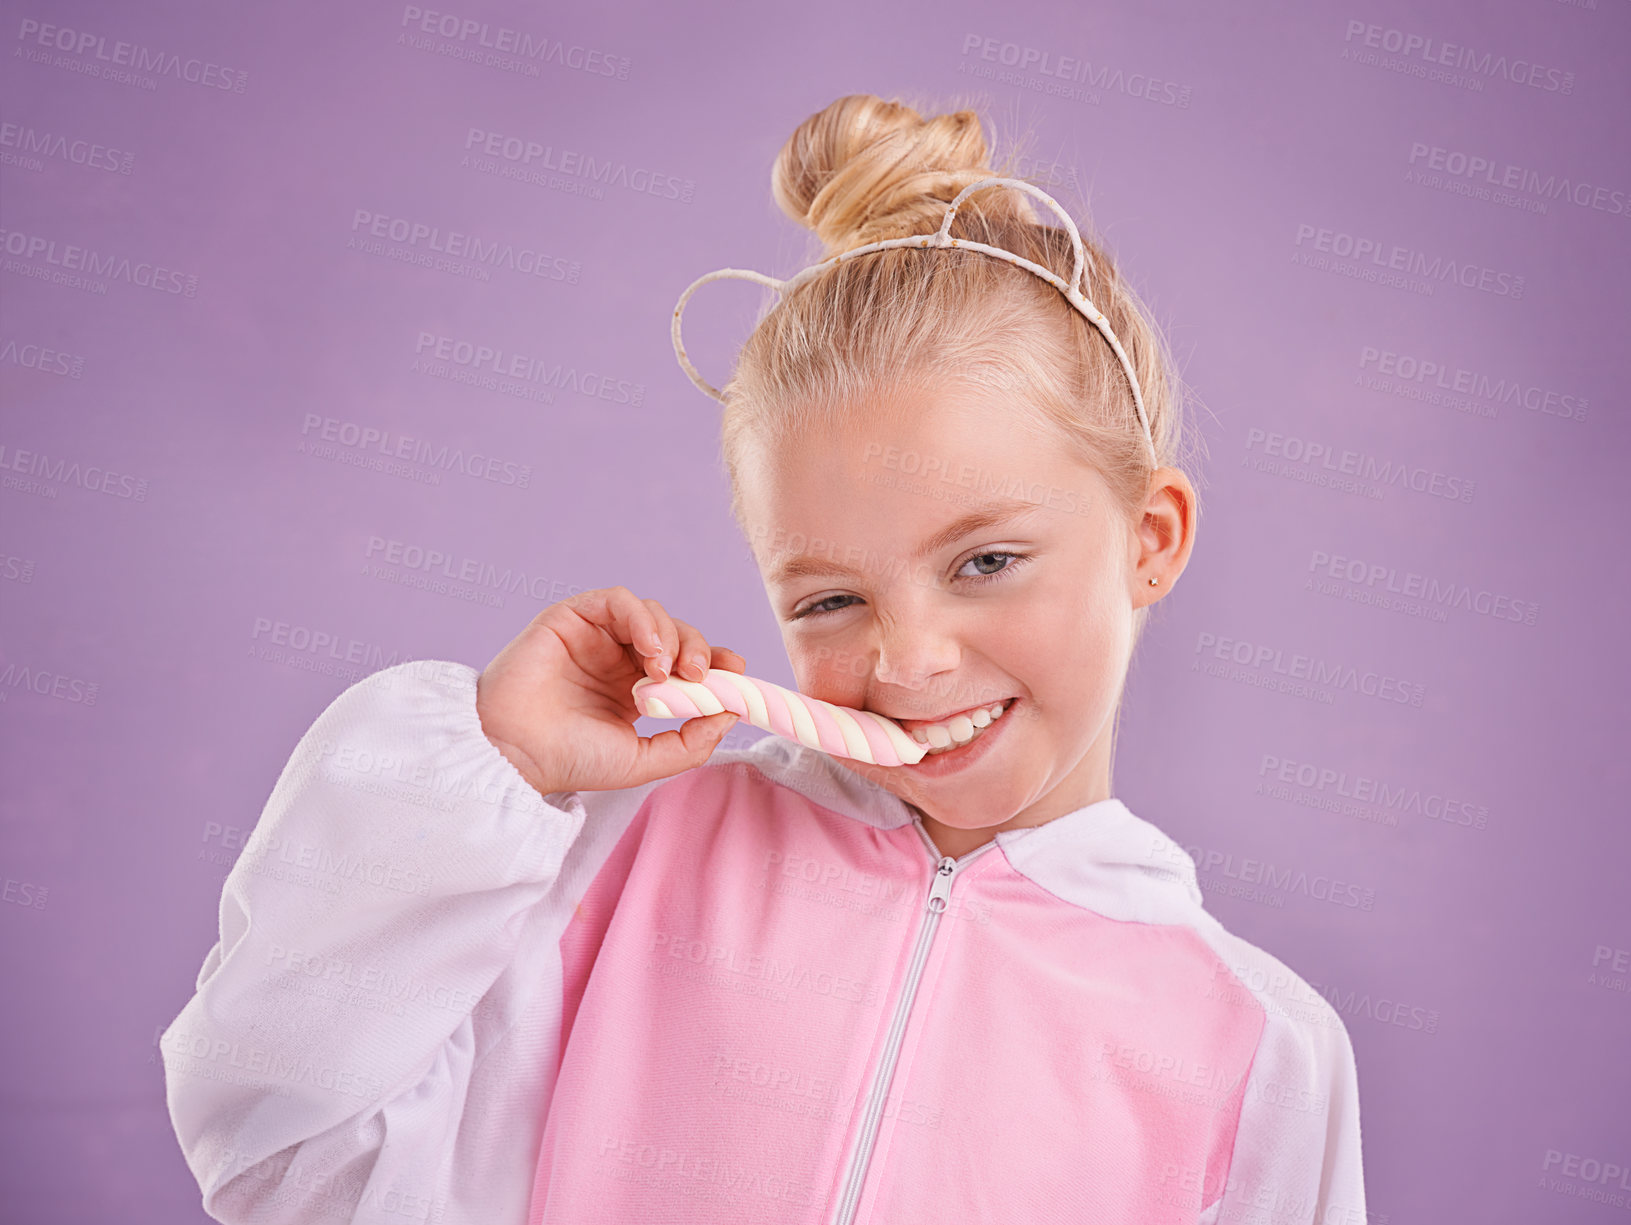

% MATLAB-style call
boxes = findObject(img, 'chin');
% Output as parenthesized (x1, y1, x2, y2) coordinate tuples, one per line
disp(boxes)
(910, 779, 1027, 826)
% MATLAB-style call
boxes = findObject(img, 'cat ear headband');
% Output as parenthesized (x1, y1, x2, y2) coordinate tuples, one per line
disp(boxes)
(669, 175, 1156, 467)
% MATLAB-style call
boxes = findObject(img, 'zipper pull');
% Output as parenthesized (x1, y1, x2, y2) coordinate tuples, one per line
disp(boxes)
(926, 856, 956, 912)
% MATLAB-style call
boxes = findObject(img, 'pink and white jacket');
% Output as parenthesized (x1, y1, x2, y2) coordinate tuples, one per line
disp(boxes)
(162, 659, 1368, 1224)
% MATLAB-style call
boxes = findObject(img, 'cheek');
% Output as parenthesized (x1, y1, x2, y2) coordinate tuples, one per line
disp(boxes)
(791, 649, 872, 698)
(1005, 583, 1113, 649)
(1005, 589, 1124, 698)
(1031, 562, 1126, 639)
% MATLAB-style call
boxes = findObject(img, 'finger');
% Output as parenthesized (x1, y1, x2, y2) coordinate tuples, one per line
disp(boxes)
(545, 588, 645, 678)
(640, 598, 681, 680)
(668, 619, 714, 682)
(710, 646, 747, 675)
(623, 712, 739, 785)
(594, 587, 671, 681)
(565, 586, 666, 664)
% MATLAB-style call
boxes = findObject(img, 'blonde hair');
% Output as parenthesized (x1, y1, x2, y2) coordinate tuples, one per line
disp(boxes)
(718, 92, 1207, 753)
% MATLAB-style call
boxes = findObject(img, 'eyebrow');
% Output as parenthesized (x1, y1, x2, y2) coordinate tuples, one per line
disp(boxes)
(769, 498, 1040, 585)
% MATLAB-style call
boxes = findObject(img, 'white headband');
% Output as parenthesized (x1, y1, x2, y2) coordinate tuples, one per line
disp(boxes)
(670, 175, 1156, 466)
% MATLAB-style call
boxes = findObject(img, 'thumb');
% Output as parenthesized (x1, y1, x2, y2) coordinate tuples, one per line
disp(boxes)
(627, 711, 739, 784)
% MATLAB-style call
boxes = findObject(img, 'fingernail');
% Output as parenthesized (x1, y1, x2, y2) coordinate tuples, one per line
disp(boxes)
(655, 654, 670, 677)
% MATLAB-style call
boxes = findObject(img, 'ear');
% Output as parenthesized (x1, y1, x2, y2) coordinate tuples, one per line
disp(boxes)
(1131, 467, 1197, 607)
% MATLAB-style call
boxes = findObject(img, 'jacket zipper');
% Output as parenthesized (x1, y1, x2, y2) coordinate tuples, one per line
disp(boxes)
(829, 817, 998, 1225)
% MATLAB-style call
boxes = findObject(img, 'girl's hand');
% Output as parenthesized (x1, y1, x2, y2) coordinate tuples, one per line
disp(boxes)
(475, 585, 748, 796)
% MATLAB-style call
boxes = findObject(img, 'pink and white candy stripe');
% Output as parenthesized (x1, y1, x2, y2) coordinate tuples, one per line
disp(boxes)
(631, 669, 928, 766)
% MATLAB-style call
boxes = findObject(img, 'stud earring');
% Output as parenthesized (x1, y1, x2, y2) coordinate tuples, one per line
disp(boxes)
(1148, 577, 1159, 586)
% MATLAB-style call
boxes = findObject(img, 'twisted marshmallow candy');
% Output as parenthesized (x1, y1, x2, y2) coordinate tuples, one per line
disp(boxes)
(631, 669, 928, 766)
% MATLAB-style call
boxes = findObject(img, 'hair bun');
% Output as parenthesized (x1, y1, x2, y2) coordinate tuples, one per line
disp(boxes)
(771, 93, 1033, 253)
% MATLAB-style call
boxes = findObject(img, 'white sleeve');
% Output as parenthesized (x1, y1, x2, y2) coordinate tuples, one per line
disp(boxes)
(1201, 990, 1369, 1225)
(158, 659, 644, 1224)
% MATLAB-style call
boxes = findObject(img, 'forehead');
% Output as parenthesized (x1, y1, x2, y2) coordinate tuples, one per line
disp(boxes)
(740, 384, 1098, 582)
(766, 381, 1069, 492)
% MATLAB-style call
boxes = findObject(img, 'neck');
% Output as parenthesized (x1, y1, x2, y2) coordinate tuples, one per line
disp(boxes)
(913, 808, 995, 860)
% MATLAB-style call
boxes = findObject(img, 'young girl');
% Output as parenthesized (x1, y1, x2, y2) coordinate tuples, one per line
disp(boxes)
(162, 93, 1366, 1224)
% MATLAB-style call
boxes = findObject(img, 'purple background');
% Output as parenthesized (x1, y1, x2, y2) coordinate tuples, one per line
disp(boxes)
(3, 0, 1628, 1220)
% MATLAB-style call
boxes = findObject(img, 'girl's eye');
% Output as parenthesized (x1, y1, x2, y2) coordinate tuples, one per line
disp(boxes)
(791, 593, 857, 619)
(789, 551, 1032, 620)
(960, 551, 1022, 579)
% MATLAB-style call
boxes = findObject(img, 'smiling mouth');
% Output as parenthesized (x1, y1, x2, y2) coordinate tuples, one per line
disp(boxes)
(892, 697, 1016, 755)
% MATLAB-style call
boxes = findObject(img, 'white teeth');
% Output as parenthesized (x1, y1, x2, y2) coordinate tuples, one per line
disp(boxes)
(909, 699, 1012, 754)
(920, 721, 973, 756)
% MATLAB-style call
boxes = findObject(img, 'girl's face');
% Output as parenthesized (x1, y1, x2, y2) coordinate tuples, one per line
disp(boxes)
(740, 380, 1188, 849)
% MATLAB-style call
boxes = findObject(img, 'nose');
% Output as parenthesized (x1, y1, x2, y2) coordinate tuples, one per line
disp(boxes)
(872, 611, 960, 691)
